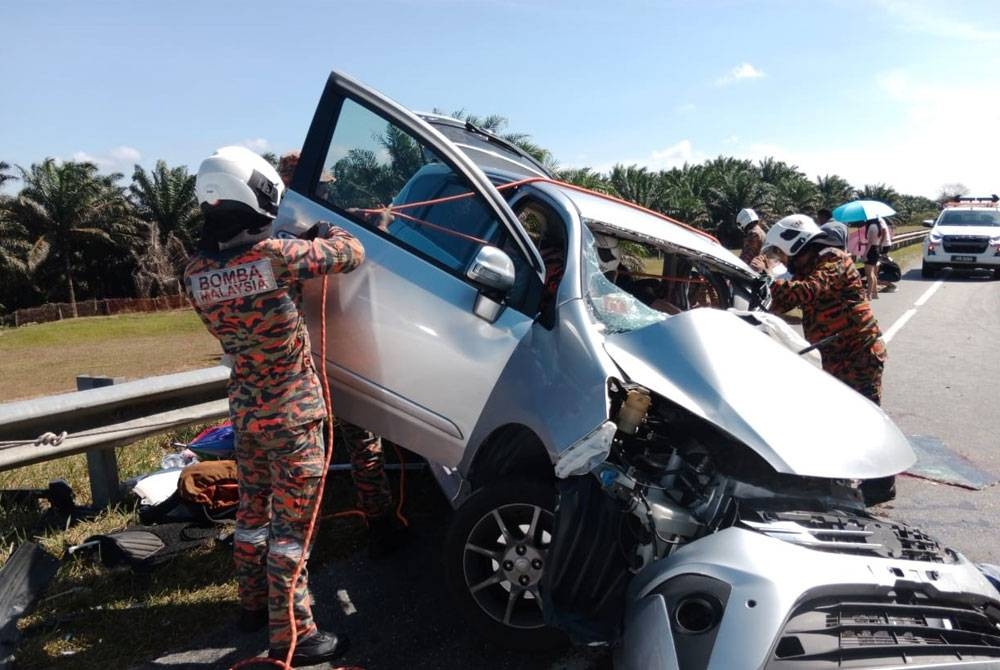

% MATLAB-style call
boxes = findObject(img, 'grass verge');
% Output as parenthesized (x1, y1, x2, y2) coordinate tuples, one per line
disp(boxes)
(0, 310, 221, 402)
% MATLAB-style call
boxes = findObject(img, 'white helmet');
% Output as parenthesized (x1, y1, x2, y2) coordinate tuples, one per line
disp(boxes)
(196, 146, 284, 219)
(736, 207, 760, 230)
(763, 214, 823, 257)
(593, 233, 622, 272)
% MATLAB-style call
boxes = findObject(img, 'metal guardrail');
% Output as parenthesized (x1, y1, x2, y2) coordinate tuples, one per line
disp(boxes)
(889, 230, 928, 251)
(0, 366, 230, 504)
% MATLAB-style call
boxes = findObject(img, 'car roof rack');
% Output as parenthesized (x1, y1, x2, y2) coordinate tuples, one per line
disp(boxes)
(944, 194, 999, 208)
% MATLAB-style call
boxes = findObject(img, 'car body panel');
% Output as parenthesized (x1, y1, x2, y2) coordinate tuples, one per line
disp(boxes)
(622, 527, 1000, 670)
(279, 190, 534, 468)
(604, 308, 915, 479)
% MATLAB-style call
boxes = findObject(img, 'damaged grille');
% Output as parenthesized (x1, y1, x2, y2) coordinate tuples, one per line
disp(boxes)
(943, 236, 989, 254)
(767, 594, 1000, 668)
(743, 511, 954, 563)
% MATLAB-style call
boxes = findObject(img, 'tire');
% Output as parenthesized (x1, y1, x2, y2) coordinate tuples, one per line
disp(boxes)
(444, 478, 567, 651)
(921, 262, 939, 278)
(993, 268, 1000, 280)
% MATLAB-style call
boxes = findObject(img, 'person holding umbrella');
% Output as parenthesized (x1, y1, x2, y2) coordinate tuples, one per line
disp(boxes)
(831, 200, 896, 299)
(863, 217, 884, 299)
(751, 214, 893, 505)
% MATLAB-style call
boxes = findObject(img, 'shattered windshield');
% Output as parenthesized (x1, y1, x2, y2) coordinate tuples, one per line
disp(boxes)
(582, 228, 667, 334)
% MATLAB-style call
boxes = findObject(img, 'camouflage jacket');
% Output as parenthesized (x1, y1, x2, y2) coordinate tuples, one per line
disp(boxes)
(184, 228, 364, 433)
(740, 225, 765, 265)
(769, 247, 882, 362)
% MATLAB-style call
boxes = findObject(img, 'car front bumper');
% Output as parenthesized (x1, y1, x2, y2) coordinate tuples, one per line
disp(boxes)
(617, 527, 1000, 670)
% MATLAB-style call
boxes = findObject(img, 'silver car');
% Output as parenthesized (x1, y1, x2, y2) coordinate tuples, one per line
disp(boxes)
(274, 71, 1000, 668)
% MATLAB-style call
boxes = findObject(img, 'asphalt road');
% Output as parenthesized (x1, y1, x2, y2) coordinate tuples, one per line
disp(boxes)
(138, 265, 1000, 669)
(871, 266, 1000, 561)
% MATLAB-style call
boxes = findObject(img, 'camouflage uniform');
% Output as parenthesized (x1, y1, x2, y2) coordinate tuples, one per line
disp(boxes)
(740, 224, 766, 266)
(769, 247, 887, 404)
(184, 228, 390, 647)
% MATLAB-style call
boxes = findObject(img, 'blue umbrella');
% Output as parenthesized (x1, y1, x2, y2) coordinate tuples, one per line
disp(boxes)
(832, 200, 896, 224)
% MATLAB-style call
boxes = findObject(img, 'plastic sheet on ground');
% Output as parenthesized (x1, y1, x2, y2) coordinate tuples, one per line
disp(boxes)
(904, 435, 999, 490)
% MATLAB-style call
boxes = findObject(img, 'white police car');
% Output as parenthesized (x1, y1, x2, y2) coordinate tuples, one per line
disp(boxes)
(922, 196, 1000, 278)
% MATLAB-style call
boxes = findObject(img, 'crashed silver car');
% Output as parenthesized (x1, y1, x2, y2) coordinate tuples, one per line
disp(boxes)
(274, 71, 1000, 668)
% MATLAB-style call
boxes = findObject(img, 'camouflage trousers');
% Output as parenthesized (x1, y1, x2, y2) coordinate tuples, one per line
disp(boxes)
(823, 338, 888, 406)
(233, 419, 392, 646)
(234, 420, 325, 647)
(824, 339, 894, 503)
(335, 419, 393, 518)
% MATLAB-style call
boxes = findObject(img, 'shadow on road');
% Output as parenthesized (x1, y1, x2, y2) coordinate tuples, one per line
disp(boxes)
(136, 469, 610, 670)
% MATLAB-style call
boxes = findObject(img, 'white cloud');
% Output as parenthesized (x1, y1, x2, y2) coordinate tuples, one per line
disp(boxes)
(877, 0, 1000, 41)
(674, 102, 697, 114)
(70, 145, 143, 173)
(583, 139, 705, 174)
(239, 138, 270, 153)
(716, 62, 765, 86)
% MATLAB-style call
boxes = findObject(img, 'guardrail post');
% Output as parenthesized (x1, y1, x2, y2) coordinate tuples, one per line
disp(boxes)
(77, 375, 125, 508)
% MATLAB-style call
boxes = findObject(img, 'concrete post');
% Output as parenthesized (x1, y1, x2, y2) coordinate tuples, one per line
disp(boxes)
(77, 375, 126, 508)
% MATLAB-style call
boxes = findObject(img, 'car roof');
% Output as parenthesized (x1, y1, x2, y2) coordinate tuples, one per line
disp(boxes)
(416, 113, 551, 179)
(511, 180, 751, 278)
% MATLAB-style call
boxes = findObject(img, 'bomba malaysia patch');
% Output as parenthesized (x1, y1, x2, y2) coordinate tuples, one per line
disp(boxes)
(191, 259, 278, 305)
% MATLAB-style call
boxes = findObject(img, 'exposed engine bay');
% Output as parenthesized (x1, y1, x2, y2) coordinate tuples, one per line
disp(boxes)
(542, 380, 955, 644)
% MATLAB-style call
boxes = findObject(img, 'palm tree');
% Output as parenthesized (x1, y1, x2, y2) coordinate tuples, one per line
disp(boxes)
(757, 157, 806, 187)
(657, 167, 710, 228)
(129, 161, 201, 296)
(556, 167, 611, 193)
(771, 178, 820, 217)
(815, 174, 854, 210)
(0, 206, 28, 277)
(0, 161, 17, 191)
(609, 164, 662, 210)
(11, 159, 133, 316)
(707, 167, 771, 242)
(856, 183, 900, 208)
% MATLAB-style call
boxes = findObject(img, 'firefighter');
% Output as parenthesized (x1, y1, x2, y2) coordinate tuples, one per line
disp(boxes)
(276, 151, 405, 560)
(751, 214, 894, 505)
(184, 146, 354, 665)
(737, 208, 766, 265)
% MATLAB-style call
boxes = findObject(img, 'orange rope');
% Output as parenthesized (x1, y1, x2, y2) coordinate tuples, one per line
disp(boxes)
(354, 176, 718, 247)
(230, 275, 363, 670)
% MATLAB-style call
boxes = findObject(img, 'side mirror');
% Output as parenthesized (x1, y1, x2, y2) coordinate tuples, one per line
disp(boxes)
(467, 246, 516, 323)
(922, 219, 935, 228)
(466, 245, 515, 293)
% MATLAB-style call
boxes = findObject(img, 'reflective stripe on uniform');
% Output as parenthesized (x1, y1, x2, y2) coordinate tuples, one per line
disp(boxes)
(269, 539, 305, 561)
(235, 526, 269, 545)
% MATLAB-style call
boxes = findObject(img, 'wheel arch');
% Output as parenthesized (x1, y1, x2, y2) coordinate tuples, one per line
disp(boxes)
(467, 423, 554, 491)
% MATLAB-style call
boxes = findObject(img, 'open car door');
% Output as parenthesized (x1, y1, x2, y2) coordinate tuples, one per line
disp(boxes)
(274, 71, 544, 468)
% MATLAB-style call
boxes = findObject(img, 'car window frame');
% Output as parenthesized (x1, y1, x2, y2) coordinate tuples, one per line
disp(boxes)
(293, 72, 544, 288)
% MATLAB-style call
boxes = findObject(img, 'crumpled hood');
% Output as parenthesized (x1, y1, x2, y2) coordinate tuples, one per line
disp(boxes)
(603, 309, 915, 479)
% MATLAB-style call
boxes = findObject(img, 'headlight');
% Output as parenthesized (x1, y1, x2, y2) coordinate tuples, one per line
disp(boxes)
(554, 421, 616, 478)
(929, 233, 943, 243)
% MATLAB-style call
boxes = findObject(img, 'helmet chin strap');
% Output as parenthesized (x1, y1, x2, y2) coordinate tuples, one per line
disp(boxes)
(218, 227, 271, 250)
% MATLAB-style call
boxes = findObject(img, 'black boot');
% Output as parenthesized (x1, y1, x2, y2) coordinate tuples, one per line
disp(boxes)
(368, 513, 409, 559)
(269, 630, 349, 667)
(861, 475, 896, 506)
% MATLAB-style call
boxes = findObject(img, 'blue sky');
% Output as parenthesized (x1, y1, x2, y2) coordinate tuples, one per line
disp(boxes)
(3, 0, 999, 199)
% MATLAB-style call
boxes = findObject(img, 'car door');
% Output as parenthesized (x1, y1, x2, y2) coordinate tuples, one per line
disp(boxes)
(275, 71, 544, 468)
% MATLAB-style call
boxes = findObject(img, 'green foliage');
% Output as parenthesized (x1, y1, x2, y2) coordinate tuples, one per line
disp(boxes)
(1, 114, 942, 314)
(129, 161, 200, 297)
(10, 160, 135, 314)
